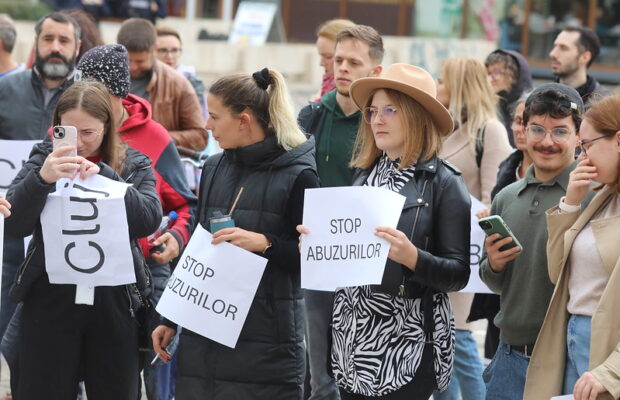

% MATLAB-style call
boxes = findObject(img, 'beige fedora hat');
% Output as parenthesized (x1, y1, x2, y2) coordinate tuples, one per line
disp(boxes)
(349, 63, 454, 136)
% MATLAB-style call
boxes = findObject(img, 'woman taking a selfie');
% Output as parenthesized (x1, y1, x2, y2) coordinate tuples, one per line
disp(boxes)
(5, 80, 161, 399)
(301, 63, 470, 400)
(152, 68, 319, 400)
(525, 95, 620, 400)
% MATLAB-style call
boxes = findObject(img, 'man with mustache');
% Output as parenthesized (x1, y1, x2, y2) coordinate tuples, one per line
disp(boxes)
(549, 27, 607, 107)
(0, 11, 80, 391)
(479, 83, 594, 400)
(297, 24, 383, 400)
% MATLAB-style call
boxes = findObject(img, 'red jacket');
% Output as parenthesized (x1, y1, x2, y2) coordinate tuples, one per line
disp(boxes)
(120, 94, 197, 255)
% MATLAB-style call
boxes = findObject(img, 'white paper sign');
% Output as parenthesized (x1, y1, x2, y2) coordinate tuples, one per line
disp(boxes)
(40, 174, 134, 287)
(156, 225, 267, 348)
(0, 140, 41, 191)
(228, 2, 277, 45)
(0, 216, 4, 310)
(551, 396, 574, 400)
(300, 187, 406, 291)
(460, 195, 493, 294)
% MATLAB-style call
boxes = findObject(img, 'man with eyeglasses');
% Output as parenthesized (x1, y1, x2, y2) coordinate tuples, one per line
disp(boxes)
(479, 83, 594, 400)
(155, 26, 206, 120)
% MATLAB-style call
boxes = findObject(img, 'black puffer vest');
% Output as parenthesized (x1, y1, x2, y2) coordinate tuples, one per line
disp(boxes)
(185, 135, 315, 398)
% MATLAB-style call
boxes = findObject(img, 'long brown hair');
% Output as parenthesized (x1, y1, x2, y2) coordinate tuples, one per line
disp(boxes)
(584, 94, 620, 189)
(53, 80, 126, 173)
(350, 88, 443, 169)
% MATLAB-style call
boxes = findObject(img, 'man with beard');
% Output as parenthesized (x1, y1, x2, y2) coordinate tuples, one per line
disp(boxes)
(117, 18, 208, 153)
(479, 83, 594, 400)
(0, 11, 80, 389)
(297, 24, 383, 400)
(549, 27, 608, 107)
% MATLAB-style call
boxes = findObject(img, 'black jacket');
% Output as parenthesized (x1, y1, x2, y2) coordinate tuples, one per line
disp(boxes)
(0, 69, 76, 141)
(177, 136, 317, 400)
(353, 156, 471, 297)
(5, 140, 162, 309)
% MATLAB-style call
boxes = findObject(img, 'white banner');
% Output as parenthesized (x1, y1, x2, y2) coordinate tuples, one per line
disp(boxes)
(460, 195, 492, 294)
(40, 175, 134, 287)
(300, 187, 406, 291)
(0, 140, 41, 192)
(156, 225, 267, 348)
(0, 216, 3, 310)
(228, 2, 277, 45)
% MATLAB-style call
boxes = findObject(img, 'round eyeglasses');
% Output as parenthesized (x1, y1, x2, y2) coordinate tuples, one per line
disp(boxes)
(363, 106, 397, 124)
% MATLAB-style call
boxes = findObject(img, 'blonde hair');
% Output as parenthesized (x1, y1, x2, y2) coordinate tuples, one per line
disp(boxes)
(208, 69, 306, 151)
(316, 19, 355, 41)
(350, 89, 443, 169)
(53, 80, 126, 173)
(441, 58, 499, 150)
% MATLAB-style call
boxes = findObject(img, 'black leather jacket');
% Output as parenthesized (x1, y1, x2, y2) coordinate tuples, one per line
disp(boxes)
(353, 155, 471, 298)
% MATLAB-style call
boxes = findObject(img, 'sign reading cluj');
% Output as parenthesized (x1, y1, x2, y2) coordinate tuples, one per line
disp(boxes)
(40, 175, 135, 287)
(300, 187, 406, 291)
(156, 225, 267, 348)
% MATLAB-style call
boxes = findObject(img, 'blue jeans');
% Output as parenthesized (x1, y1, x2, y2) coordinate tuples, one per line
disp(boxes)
(303, 290, 340, 400)
(434, 329, 486, 400)
(563, 315, 591, 395)
(483, 342, 530, 400)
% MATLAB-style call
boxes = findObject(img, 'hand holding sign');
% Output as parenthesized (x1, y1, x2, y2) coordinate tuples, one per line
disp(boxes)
(375, 226, 419, 270)
(0, 197, 11, 218)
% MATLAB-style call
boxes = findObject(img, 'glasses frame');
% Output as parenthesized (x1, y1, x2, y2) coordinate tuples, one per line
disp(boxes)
(525, 124, 575, 144)
(362, 106, 398, 124)
(156, 47, 182, 55)
(79, 130, 103, 144)
(578, 135, 608, 157)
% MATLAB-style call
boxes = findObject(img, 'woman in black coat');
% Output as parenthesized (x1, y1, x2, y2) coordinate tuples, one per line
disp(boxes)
(5, 80, 161, 399)
(152, 68, 319, 400)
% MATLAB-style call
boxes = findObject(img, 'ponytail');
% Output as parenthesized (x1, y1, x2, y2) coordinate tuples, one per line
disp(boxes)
(266, 69, 307, 150)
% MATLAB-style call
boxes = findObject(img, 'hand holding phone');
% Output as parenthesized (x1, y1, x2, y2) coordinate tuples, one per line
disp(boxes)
(479, 215, 522, 272)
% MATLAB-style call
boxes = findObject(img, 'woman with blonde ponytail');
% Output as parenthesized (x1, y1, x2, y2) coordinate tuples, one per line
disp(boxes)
(152, 68, 319, 400)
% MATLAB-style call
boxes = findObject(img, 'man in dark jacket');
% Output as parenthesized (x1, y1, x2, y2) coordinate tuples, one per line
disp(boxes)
(297, 24, 383, 400)
(0, 11, 80, 367)
(550, 26, 608, 107)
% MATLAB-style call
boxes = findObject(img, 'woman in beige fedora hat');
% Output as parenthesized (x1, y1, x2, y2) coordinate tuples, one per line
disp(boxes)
(323, 63, 471, 399)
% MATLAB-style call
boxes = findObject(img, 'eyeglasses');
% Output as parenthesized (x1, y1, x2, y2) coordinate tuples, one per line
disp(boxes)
(578, 135, 608, 157)
(79, 130, 102, 144)
(363, 106, 397, 124)
(526, 124, 574, 143)
(157, 47, 181, 55)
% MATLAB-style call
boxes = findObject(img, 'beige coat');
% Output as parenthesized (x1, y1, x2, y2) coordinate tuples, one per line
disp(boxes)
(439, 118, 511, 329)
(524, 185, 620, 400)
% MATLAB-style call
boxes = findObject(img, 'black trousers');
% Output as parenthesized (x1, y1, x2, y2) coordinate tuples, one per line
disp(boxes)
(338, 344, 437, 400)
(16, 279, 139, 400)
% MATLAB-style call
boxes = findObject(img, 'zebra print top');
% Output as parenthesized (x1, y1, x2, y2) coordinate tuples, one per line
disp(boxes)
(331, 153, 454, 396)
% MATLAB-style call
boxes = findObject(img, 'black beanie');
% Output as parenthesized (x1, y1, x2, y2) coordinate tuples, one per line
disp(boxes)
(77, 44, 130, 98)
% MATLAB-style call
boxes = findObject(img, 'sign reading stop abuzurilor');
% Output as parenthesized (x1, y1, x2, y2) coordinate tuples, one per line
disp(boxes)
(300, 186, 406, 291)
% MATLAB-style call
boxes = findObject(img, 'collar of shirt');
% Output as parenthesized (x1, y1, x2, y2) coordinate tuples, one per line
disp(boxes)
(515, 160, 577, 195)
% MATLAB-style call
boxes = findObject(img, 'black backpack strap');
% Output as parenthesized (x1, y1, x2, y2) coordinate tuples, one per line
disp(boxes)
(475, 124, 486, 168)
